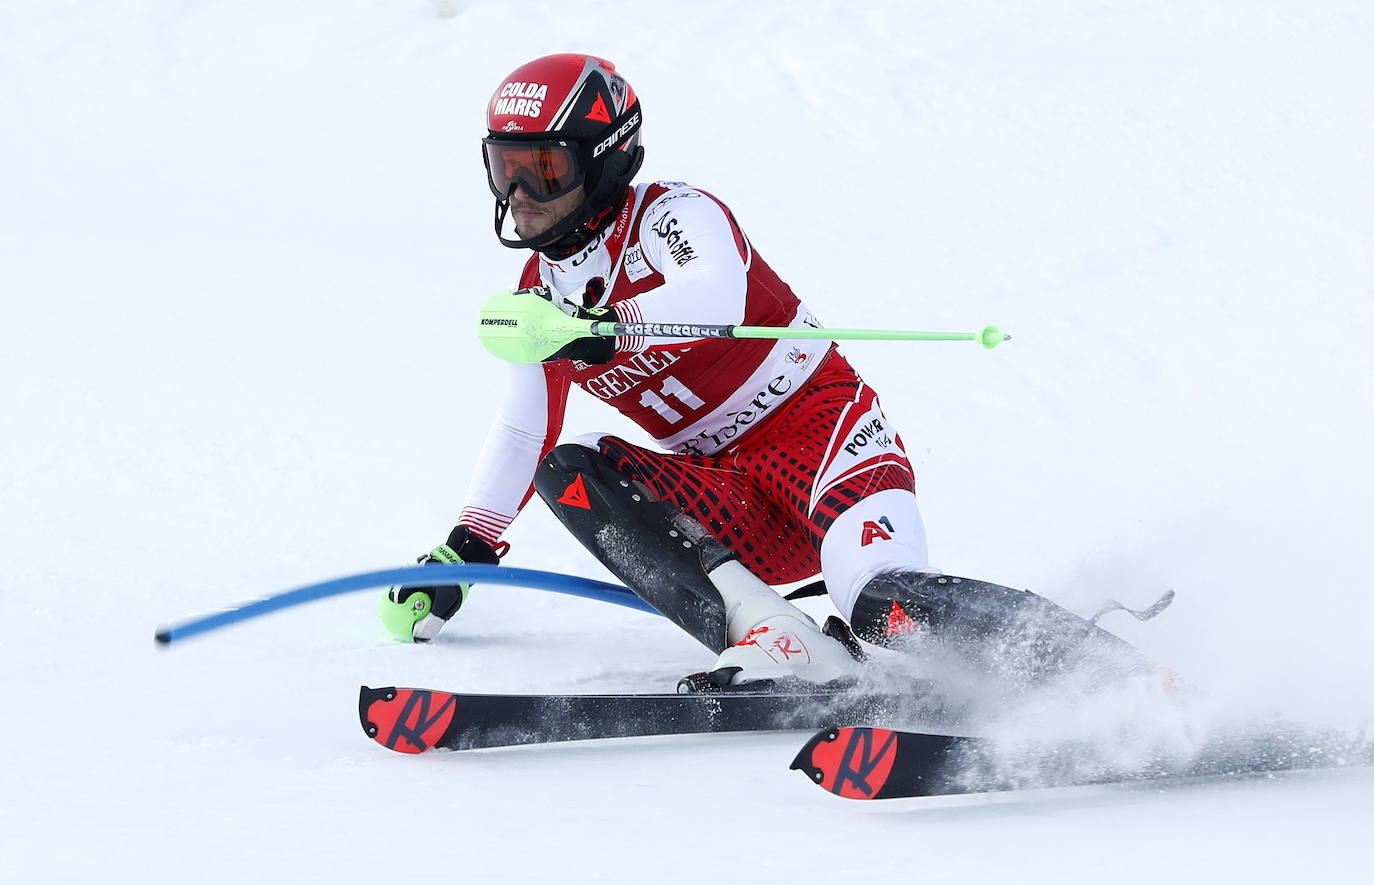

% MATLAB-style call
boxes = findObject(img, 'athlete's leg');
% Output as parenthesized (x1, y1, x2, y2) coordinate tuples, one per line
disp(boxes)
(540, 436, 857, 683)
(818, 488, 930, 618)
(597, 435, 820, 585)
(735, 355, 1150, 685)
(732, 351, 934, 617)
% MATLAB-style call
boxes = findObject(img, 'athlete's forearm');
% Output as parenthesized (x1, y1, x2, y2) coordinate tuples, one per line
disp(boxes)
(458, 362, 569, 542)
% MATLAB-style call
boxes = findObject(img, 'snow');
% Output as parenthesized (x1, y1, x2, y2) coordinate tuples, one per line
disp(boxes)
(2, 0, 1372, 882)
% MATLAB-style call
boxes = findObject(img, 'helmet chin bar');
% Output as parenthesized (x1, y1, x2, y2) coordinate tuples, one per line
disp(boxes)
(494, 145, 645, 259)
(493, 193, 598, 257)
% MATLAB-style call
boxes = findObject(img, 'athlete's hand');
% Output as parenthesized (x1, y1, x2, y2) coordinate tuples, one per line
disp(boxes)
(520, 285, 619, 365)
(378, 525, 502, 642)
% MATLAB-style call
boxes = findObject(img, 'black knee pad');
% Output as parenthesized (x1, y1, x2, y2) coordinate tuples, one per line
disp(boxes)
(536, 444, 732, 652)
(852, 571, 1148, 686)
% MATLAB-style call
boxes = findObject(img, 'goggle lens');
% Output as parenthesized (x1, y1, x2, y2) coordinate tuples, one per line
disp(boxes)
(483, 141, 582, 202)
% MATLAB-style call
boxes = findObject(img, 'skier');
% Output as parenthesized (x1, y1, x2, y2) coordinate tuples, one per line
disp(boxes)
(379, 53, 1146, 689)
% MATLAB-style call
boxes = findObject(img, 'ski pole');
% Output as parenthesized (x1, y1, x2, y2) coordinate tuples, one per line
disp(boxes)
(477, 289, 1011, 364)
(154, 564, 658, 645)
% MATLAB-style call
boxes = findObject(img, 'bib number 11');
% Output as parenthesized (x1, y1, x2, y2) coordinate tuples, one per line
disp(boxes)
(638, 376, 705, 424)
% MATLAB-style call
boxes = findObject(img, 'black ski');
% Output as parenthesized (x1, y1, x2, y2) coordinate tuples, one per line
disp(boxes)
(791, 725, 1372, 799)
(358, 684, 949, 753)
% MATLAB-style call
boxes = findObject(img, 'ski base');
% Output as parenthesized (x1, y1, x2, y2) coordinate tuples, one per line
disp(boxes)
(359, 684, 950, 753)
(792, 725, 1373, 799)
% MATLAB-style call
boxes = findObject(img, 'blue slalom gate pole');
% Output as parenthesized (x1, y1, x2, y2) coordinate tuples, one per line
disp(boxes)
(155, 564, 657, 645)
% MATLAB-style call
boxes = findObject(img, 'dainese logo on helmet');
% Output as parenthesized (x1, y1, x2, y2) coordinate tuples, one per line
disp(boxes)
(592, 112, 641, 157)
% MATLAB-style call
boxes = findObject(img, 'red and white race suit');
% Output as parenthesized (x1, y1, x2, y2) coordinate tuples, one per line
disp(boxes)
(458, 181, 929, 617)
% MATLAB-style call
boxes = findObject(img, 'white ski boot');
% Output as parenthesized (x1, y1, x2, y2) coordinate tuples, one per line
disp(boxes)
(693, 559, 861, 688)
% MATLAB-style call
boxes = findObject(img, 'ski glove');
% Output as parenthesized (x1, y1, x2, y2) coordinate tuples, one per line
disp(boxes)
(378, 524, 501, 642)
(520, 284, 619, 365)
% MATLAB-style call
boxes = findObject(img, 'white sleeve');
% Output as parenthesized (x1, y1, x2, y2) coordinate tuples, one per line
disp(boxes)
(613, 189, 748, 353)
(457, 361, 567, 544)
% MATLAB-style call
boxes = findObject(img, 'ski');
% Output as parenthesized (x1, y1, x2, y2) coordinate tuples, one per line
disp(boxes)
(791, 725, 1372, 799)
(358, 684, 950, 753)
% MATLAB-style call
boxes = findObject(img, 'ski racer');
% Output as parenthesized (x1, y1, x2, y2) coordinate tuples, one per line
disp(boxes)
(379, 53, 1146, 689)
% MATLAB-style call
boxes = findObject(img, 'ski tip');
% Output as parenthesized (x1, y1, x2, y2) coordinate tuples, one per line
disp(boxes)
(358, 685, 459, 755)
(154, 629, 171, 645)
(790, 727, 838, 774)
(792, 727, 900, 800)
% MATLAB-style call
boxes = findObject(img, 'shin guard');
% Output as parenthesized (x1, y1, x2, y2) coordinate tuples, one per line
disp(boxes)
(535, 444, 732, 652)
(851, 572, 1149, 686)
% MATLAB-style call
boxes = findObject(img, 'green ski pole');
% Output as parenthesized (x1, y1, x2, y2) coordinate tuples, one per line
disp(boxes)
(477, 289, 1010, 364)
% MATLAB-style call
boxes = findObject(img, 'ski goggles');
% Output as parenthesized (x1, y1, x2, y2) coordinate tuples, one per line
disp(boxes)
(482, 138, 586, 202)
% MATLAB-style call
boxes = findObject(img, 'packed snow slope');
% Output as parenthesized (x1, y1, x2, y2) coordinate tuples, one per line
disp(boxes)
(3, 1, 1372, 882)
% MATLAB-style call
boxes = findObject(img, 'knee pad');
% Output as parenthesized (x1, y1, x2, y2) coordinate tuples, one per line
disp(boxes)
(536, 444, 732, 652)
(851, 571, 1148, 686)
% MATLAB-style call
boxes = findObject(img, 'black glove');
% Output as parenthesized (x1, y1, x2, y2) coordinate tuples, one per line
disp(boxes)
(522, 283, 619, 365)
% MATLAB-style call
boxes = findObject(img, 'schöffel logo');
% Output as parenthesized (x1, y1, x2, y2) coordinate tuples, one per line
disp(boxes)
(652, 214, 697, 267)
